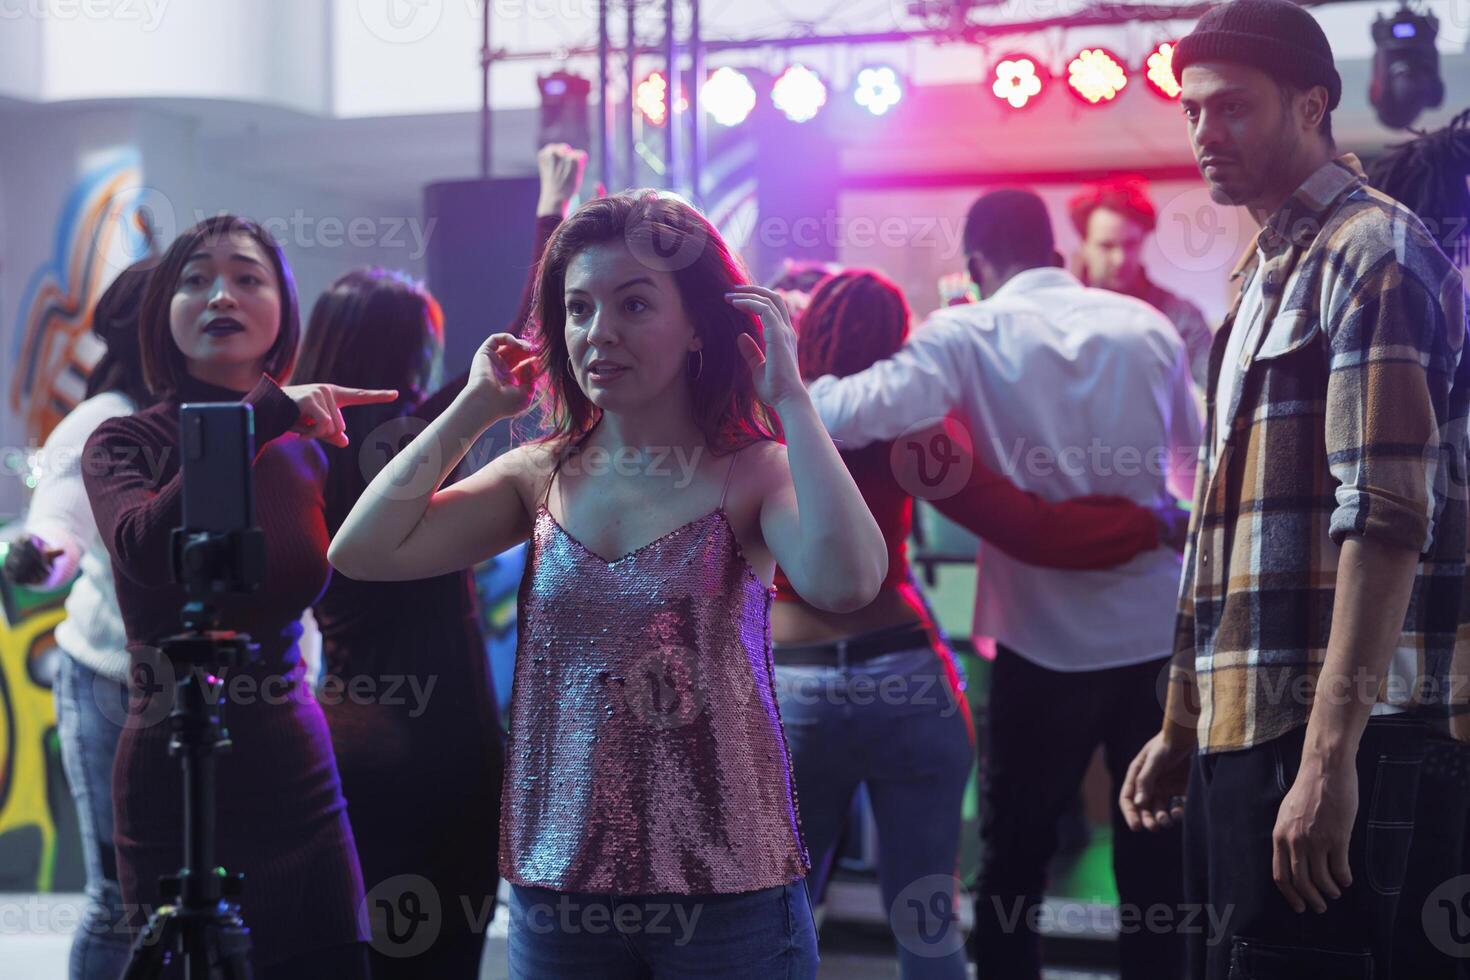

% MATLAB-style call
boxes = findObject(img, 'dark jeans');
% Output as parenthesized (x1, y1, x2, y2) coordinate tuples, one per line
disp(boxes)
(507, 882, 818, 979)
(972, 647, 1185, 980)
(1184, 714, 1428, 979)
(1395, 734, 1470, 979)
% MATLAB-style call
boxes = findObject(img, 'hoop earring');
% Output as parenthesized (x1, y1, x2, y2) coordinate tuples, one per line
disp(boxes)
(688, 349, 704, 380)
(566, 356, 575, 377)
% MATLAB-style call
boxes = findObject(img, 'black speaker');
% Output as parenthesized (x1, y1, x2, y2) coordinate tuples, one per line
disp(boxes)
(422, 176, 542, 376)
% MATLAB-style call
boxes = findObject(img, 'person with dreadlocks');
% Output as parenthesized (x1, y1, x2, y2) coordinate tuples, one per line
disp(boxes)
(1, 260, 155, 980)
(773, 268, 1185, 979)
(1368, 107, 1470, 270)
(1369, 109, 1470, 980)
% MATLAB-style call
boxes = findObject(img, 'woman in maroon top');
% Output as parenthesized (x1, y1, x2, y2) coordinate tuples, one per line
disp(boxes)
(772, 269, 1171, 979)
(82, 214, 400, 978)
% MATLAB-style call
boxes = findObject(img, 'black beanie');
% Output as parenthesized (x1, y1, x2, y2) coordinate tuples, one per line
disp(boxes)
(1172, 0, 1342, 110)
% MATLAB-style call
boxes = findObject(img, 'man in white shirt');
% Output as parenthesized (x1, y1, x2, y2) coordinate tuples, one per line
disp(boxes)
(806, 189, 1200, 980)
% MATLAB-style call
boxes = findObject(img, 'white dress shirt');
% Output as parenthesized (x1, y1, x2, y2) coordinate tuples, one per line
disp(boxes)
(808, 267, 1201, 672)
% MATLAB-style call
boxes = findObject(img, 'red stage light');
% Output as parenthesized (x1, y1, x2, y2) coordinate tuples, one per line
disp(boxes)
(1067, 48, 1128, 104)
(636, 71, 686, 127)
(1145, 41, 1182, 100)
(991, 56, 1044, 110)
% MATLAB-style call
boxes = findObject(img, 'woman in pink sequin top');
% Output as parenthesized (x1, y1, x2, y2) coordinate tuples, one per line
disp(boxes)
(330, 191, 889, 978)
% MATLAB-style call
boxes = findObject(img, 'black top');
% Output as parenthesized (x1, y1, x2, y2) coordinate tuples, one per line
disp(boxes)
(306, 214, 558, 923)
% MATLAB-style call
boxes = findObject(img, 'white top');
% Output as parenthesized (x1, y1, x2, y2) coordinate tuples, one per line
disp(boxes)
(1215, 250, 1268, 454)
(807, 267, 1201, 672)
(21, 391, 135, 683)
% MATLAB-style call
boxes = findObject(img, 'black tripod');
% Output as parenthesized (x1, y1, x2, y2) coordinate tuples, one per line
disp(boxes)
(121, 599, 258, 980)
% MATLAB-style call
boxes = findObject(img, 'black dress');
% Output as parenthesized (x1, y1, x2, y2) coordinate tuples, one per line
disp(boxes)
(83, 374, 368, 972)
(309, 214, 558, 975)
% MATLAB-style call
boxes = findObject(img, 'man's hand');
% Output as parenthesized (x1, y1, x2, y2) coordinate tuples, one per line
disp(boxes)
(1120, 730, 1192, 831)
(1272, 755, 1358, 914)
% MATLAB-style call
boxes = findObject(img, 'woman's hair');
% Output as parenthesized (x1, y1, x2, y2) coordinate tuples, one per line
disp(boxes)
(85, 258, 156, 407)
(795, 269, 911, 381)
(138, 214, 301, 396)
(291, 268, 445, 522)
(292, 268, 444, 398)
(529, 190, 779, 453)
(1367, 108, 1470, 269)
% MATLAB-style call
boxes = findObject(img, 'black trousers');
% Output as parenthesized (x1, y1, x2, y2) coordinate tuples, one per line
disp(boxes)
(1394, 734, 1470, 979)
(971, 647, 1186, 980)
(1184, 714, 1427, 979)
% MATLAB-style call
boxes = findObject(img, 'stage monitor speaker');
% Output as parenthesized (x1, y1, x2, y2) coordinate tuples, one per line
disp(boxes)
(423, 176, 542, 377)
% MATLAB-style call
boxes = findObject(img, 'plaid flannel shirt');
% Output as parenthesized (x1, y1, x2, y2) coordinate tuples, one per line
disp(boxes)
(1165, 155, 1470, 754)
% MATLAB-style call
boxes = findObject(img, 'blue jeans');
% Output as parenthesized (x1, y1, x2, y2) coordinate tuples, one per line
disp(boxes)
(775, 644, 974, 980)
(54, 654, 132, 979)
(507, 881, 818, 979)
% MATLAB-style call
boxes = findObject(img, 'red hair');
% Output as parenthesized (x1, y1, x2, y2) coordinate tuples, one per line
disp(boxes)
(1068, 178, 1158, 237)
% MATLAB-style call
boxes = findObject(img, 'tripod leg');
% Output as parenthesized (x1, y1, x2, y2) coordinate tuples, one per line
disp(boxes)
(121, 909, 178, 980)
(213, 909, 255, 980)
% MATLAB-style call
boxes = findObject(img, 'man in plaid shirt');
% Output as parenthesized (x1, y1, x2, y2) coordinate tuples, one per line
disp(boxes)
(1119, 1, 1470, 978)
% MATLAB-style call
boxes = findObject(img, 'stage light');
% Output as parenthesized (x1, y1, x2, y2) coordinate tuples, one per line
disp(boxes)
(854, 65, 903, 116)
(1370, 3, 1444, 129)
(1145, 41, 1181, 100)
(636, 71, 686, 127)
(1067, 47, 1128, 104)
(703, 67, 758, 127)
(771, 64, 828, 123)
(991, 56, 1044, 110)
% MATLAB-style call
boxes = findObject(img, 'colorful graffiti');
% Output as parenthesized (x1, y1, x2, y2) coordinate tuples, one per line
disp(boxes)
(1, 149, 163, 892)
(0, 537, 82, 892)
(9, 147, 159, 445)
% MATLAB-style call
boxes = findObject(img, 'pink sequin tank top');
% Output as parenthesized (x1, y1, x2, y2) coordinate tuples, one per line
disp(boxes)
(499, 441, 810, 895)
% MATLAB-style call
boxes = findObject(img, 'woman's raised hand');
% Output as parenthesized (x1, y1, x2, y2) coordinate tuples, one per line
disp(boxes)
(279, 384, 400, 447)
(536, 143, 589, 218)
(465, 332, 538, 420)
(725, 285, 806, 409)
